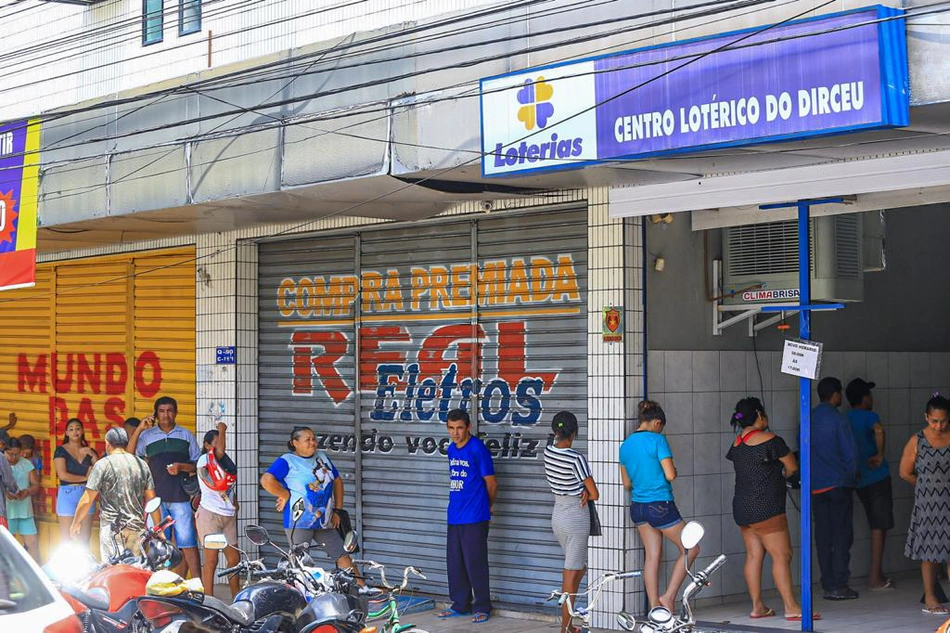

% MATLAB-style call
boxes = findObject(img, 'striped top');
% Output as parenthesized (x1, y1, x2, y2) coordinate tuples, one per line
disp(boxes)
(544, 445, 593, 496)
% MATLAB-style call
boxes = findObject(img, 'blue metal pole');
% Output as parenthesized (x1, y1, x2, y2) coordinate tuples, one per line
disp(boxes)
(798, 202, 813, 633)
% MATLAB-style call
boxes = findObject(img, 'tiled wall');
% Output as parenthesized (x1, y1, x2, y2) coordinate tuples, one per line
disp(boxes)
(587, 194, 645, 629)
(646, 349, 950, 603)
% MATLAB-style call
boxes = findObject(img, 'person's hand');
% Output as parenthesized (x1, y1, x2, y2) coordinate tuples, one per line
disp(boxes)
(82, 447, 96, 459)
(275, 495, 289, 512)
(330, 511, 341, 529)
(216, 421, 228, 432)
(868, 454, 884, 469)
(7, 413, 16, 428)
(142, 416, 156, 430)
(5, 492, 16, 501)
(17, 490, 28, 500)
(166, 463, 180, 476)
(579, 489, 590, 508)
(69, 521, 81, 539)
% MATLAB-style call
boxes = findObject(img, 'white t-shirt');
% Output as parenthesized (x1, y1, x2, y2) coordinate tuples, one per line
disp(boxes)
(196, 453, 236, 516)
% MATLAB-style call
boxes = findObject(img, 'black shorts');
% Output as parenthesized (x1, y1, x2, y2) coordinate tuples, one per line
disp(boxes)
(856, 476, 895, 531)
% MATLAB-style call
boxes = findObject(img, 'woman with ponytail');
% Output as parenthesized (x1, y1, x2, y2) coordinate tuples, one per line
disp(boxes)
(544, 411, 598, 633)
(619, 400, 694, 612)
(726, 397, 806, 621)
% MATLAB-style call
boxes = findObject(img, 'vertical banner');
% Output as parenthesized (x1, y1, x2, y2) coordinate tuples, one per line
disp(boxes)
(0, 118, 40, 291)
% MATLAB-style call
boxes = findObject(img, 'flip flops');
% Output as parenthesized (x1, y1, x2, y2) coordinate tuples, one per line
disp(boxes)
(437, 608, 470, 618)
(868, 578, 896, 591)
(473, 612, 491, 624)
(786, 613, 822, 621)
(922, 605, 950, 615)
(750, 607, 775, 619)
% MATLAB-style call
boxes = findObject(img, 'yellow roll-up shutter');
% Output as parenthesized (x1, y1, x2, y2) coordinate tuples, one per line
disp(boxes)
(0, 247, 195, 557)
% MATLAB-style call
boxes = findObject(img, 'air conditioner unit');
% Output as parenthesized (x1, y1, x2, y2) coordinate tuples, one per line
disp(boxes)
(721, 214, 864, 305)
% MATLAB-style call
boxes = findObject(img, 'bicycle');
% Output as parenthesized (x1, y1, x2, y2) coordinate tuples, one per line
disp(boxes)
(547, 569, 643, 633)
(353, 559, 429, 633)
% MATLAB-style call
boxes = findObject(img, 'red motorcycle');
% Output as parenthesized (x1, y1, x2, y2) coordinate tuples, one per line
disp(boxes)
(45, 497, 182, 632)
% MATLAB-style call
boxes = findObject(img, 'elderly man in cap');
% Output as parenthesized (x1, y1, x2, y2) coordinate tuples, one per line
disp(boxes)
(846, 377, 895, 591)
(811, 376, 860, 601)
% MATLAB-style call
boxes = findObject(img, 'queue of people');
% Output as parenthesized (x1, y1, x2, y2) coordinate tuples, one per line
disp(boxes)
(0, 380, 947, 627)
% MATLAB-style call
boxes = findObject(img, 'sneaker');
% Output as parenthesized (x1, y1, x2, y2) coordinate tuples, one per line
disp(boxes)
(823, 587, 859, 600)
(359, 585, 383, 597)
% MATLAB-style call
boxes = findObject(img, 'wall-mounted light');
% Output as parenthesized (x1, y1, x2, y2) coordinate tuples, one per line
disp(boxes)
(654, 257, 666, 272)
(648, 213, 674, 225)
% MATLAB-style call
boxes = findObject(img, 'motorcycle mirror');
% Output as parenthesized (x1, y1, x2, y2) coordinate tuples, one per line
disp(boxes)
(203, 534, 228, 551)
(144, 497, 162, 514)
(616, 612, 637, 631)
(245, 524, 270, 546)
(680, 521, 705, 551)
(343, 531, 358, 553)
(291, 498, 306, 523)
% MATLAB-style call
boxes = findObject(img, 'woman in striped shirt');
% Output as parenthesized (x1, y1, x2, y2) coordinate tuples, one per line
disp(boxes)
(544, 411, 599, 633)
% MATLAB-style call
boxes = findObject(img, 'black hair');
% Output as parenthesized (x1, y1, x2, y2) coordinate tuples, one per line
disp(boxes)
(731, 397, 765, 431)
(817, 377, 842, 402)
(637, 400, 666, 426)
(154, 396, 178, 414)
(202, 429, 219, 455)
(5, 438, 21, 451)
(62, 417, 89, 448)
(124, 417, 141, 430)
(288, 426, 313, 452)
(18, 434, 35, 449)
(926, 394, 950, 415)
(552, 411, 579, 440)
(446, 408, 471, 426)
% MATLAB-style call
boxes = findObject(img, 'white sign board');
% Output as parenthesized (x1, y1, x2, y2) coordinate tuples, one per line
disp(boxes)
(781, 338, 823, 380)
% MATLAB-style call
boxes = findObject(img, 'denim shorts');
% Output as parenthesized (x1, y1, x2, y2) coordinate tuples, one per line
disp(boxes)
(630, 500, 683, 530)
(157, 501, 198, 549)
(56, 483, 96, 517)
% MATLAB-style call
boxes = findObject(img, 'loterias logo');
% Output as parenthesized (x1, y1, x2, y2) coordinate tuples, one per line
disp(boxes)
(516, 77, 554, 130)
(492, 76, 584, 169)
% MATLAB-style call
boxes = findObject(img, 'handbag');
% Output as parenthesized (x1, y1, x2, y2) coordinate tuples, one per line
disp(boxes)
(181, 473, 201, 511)
(588, 500, 603, 537)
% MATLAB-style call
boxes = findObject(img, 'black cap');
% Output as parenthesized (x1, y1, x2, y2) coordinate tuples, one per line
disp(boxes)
(846, 378, 876, 407)
(817, 376, 843, 401)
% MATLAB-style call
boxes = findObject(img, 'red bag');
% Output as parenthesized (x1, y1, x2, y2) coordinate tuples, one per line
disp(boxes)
(205, 452, 237, 492)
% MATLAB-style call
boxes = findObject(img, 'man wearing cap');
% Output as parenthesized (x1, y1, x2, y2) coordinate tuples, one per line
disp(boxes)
(811, 376, 860, 600)
(846, 378, 895, 591)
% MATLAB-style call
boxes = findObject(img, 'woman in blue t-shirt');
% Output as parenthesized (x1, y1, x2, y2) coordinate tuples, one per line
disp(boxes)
(619, 400, 696, 612)
(260, 426, 378, 596)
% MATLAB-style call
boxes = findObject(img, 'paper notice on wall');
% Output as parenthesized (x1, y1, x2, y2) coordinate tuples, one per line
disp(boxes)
(781, 338, 823, 380)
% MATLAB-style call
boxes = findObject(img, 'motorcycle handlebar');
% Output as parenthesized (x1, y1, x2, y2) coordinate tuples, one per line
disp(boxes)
(217, 564, 245, 578)
(700, 555, 727, 578)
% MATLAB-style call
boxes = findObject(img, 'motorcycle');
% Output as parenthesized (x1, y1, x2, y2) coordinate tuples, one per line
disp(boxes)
(45, 496, 183, 632)
(616, 521, 727, 633)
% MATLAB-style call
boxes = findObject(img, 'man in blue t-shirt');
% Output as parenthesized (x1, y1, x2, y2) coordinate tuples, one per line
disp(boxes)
(438, 409, 497, 624)
(846, 378, 895, 591)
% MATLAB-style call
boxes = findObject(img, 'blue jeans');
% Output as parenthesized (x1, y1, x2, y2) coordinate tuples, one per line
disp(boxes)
(157, 501, 198, 549)
(813, 487, 854, 591)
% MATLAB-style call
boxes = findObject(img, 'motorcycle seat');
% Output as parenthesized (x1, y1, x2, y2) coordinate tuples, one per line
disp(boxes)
(201, 594, 254, 627)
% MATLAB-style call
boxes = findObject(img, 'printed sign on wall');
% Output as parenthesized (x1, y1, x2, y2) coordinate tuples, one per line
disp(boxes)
(0, 119, 40, 291)
(481, 6, 908, 176)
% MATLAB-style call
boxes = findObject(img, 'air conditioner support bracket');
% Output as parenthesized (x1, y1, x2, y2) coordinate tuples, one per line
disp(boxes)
(712, 259, 804, 336)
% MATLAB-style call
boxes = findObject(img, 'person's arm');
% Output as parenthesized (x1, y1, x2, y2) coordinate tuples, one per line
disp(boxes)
(70, 489, 98, 537)
(85, 447, 99, 467)
(0, 457, 18, 494)
(779, 451, 799, 477)
(20, 469, 39, 500)
(580, 477, 599, 507)
(899, 434, 918, 486)
(0, 412, 16, 432)
(838, 418, 860, 480)
(620, 465, 632, 492)
(660, 457, 677, 482)
(868, 422, 886, 469)
(214, 422, 227, 459)
(484, 475, 498, 514)
(127, 418, 152, 457)
(54, 456, 88, 484)
(261, 473, 290, 511)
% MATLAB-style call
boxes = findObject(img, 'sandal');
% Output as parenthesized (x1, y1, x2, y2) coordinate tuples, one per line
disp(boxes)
(868, 578, 896, 591)
(750, 607, 775, 619)
(923, 605, 950, 615)
(472, 612, 491, 624)
(786, 613, 822, 621)
(437, 608, 470, 618)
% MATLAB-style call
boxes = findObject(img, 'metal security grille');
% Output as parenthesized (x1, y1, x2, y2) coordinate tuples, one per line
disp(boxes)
(257, 207, 588, 608)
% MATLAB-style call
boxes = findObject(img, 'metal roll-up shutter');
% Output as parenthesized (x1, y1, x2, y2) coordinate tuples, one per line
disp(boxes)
(258, 236, 359, 540)
(357, 220, 474, 596)
(0, 248, 196, 558)
(474, 207, 588, 606)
